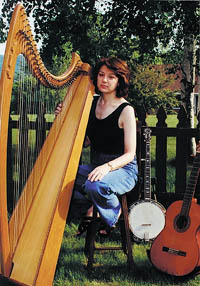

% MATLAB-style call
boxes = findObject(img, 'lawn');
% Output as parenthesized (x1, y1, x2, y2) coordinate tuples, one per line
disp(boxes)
(54, 223, 200, 286)
(53, 114, 200, 286)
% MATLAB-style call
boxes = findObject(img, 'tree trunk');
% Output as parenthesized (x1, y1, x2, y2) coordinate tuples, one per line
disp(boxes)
(198, 75, 200, 116)
(180, 32, 197, 156)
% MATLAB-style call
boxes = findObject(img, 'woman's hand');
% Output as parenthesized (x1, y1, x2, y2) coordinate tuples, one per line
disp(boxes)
(83, 136, 91, 148)
(55, 103, 63, 116)
(88, 164, 111, 182)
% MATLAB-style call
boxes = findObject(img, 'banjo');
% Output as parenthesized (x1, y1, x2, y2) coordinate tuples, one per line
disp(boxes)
(129, 127, 166, 243)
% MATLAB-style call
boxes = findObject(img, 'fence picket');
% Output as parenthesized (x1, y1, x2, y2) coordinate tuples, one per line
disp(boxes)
(7, 105, 200, 207)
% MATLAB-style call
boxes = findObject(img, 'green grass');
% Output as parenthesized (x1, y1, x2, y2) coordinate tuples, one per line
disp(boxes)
(53, 114, 200, 285)
(9, 114, 200, 285)
(54, 222, 200, 286)
(145, 114, 179, 127)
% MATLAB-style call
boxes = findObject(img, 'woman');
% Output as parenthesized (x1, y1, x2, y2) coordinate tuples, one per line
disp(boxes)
(56, 57, 138, 235)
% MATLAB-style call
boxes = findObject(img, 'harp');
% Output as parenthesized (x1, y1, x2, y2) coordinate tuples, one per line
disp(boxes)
(0, 3, 94, 285)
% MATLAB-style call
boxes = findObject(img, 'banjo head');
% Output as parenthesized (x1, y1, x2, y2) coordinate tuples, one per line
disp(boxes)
(129, 200, 166, 242)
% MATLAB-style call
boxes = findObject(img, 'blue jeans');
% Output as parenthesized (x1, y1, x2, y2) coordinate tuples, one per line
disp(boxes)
(72, 153, 138, 227)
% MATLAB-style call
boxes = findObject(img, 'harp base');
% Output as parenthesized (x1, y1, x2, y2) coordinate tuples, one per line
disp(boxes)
(0, 274, 28, 286)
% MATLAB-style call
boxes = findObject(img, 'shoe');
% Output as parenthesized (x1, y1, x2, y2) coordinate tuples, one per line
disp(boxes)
(76, 216, 93, 236)
(97, 210, 121, 237)
(98, 222, 115, 237)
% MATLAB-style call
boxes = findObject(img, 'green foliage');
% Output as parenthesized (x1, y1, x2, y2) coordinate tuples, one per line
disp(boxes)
(11, 72, 58, 114)
(102, 0, 200, 64)
(10, 54, 69, 114)
(50, 42, 73, 74)
(129, 64, 179, 112)
(46, 42, 74, 105)
(1, 0, 199, 65)
(1, 0, 199, 112)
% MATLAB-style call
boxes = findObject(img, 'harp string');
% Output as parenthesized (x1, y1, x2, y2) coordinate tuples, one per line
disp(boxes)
(10, 56, 77, 254)
(0, 4, 94, 280)
(12, 54, 22, 252)
(11, 54, 28, 251)
(11, 65, 42, 252)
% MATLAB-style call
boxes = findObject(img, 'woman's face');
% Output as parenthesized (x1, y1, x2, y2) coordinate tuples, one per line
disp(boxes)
(97, 65, 119, 96)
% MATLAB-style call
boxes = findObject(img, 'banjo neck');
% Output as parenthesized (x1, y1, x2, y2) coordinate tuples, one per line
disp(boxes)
(129, 127, 166, 243)
(143, 128, 152, 201)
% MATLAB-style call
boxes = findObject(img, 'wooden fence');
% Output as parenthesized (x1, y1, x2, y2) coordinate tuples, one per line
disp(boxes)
(7, 104, 200, 209)
(137, 105, 200, 208)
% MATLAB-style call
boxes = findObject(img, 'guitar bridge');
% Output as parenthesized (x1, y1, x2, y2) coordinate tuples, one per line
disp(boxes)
(162, 246, 186, 257)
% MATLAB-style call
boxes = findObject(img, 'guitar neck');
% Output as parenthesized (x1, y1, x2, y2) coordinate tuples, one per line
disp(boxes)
(181, 152, 200, 216)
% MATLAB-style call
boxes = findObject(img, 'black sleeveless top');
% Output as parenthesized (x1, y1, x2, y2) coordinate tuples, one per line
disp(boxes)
(86, 96, 133, 155)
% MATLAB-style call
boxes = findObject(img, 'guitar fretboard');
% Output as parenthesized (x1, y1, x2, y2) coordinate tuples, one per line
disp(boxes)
(181, 152, 200, 216)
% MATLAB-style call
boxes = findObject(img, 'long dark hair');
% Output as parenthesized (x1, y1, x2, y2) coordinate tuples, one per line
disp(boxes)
(90, 57, 130, 98)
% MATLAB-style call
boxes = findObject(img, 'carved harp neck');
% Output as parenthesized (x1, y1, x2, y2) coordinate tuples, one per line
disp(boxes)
(1, 3, 83, 89)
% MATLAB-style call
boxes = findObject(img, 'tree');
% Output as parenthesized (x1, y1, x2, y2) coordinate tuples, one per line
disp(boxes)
(129, 64, 179, 113)
(1, 1, 199, 66)
(179, 2, 199, 155)
(1, 1, 199, 154)
(101, 0, 200, 154)
(0, 0, 108, 66)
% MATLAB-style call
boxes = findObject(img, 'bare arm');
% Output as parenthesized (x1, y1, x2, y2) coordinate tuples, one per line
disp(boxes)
(88, 105, 137, 181)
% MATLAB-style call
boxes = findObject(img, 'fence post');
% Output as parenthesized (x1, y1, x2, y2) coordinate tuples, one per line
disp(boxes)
(175, 105, 188, 193)
(35, 104, 46, 157)
(136, 105, 147, 127)
(155, 106, 167, 194)
(18, 105, 29, 192)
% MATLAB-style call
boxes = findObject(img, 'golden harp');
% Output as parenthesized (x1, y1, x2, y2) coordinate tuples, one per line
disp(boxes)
(0, 3, 94, 285)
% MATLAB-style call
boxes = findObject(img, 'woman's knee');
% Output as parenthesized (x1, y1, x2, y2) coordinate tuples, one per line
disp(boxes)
(84, 180, 98, 195)
(84, 180, 111, 198)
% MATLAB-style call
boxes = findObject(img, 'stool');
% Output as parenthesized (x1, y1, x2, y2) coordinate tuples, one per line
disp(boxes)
(84, 193, 134, 271)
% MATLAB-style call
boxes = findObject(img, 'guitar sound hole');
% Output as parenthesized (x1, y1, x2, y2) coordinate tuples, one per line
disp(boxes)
(175, 215, 189, 232)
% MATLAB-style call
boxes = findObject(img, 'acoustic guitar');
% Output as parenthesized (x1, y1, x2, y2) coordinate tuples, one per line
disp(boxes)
(128, 127, 166, 243)
(150, 145, 200, 276)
